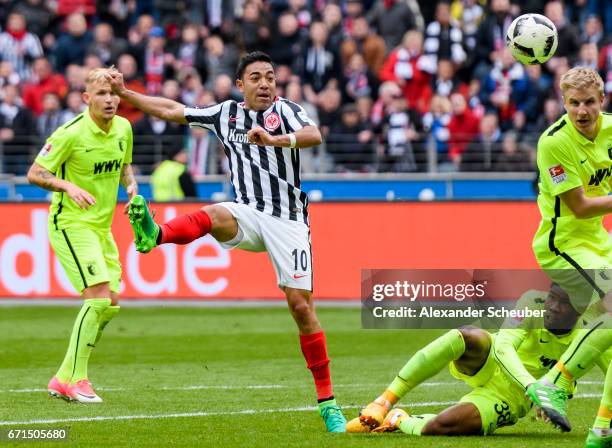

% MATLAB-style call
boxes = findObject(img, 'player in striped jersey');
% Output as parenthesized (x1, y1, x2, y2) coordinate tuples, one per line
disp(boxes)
(106, 51, 346, 432)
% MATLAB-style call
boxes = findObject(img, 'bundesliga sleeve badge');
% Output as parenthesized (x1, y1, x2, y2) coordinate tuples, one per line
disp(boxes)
(38, 142, 52, 157)
(548, 165, 567, 184)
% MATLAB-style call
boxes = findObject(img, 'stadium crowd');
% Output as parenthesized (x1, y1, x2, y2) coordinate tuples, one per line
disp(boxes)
(0, 0, 610, 176)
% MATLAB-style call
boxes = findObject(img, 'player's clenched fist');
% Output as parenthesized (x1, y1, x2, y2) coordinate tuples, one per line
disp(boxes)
(247, 126, 274, 146)
(105, 70, 126, 95)
(65, 184, 96, 209)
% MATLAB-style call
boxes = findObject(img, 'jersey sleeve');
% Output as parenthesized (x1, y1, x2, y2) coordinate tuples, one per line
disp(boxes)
(537, 134, 582, 196)
(184, 103, 223, 132)
(34, 127, 74, 174)
(280, 100, 316, 132)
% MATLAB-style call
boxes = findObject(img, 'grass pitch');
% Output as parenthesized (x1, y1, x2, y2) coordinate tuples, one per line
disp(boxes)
(0, 305, 604, 447)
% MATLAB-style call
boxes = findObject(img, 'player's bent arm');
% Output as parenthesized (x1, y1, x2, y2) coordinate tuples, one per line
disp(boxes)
(559, 186, 612, 219)
(27, 162, 74, 193)
(492, 329, 537, 389)
(274, 126, 322, 149)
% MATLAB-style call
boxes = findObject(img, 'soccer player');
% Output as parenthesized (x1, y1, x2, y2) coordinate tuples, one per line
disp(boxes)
(349, 286, 610, 436)
(105, 51, 346, 432)
(524, 66, 612, 446)
(27, 67, 137, 403)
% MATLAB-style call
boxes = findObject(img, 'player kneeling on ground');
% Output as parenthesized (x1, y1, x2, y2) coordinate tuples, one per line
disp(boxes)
(347, 284, 611, 436)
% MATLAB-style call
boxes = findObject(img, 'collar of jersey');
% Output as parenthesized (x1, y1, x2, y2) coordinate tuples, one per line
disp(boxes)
(566, 113, 603, 146)
(83, 108, 117, 137)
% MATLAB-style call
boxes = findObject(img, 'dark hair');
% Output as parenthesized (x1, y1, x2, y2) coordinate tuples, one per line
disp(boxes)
(235, 51, 274, 80)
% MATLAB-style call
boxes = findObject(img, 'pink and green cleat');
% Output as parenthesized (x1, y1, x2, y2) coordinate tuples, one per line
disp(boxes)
(68, 379, 103, 404)
(128, 195, 160, 253)
(47, 376, 72, 401)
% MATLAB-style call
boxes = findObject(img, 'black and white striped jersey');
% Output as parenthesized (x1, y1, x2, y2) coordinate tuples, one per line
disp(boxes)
(184, 97, 316, 225)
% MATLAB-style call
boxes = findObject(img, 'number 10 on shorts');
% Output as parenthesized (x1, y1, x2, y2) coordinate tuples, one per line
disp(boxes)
(292, 249, 308, 271)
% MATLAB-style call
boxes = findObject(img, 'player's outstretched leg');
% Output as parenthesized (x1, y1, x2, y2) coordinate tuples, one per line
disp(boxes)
(355, 328, 467, 431)
(128, 195, 160, 253)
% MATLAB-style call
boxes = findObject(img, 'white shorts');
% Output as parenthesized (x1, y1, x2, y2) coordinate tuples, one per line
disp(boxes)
(217, 202, 313, 291)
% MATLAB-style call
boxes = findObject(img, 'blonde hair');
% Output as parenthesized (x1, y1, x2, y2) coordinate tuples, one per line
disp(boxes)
(560, 67, 604, 97)
(85, 67, 113, 89)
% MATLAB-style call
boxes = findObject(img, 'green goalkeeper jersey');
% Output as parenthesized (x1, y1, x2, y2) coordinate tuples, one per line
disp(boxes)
(35, 110, 133, 231)
(493, 290, 610, 390)
(533, 113, 612, 259)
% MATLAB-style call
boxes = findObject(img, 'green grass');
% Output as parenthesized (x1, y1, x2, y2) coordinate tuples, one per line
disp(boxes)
(0, 306, 604, 447)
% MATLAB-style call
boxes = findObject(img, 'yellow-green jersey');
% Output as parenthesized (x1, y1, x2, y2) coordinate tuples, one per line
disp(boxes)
(35, 110, 133, 231)
(493, 290, 609, 390)
(533, 112, 612, 260)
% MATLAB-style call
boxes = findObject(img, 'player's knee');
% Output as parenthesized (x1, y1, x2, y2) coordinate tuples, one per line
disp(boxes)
(459, 326, 490, 354)
(286, 290, 314, 319)
(203, 205, 237, 237)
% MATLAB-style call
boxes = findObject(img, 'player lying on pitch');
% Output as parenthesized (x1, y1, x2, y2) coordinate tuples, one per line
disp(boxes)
(347, 284, 611, 436)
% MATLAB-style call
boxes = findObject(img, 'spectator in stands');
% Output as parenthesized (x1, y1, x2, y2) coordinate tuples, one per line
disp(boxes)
(379, 30, 435, 115)
(133, 114, 185, 175)
(53, 13, 93, 72)
(343, 0, 365, 36)
(422, 94, 452, 168)
(64, 63, 85, 91)
(172, 23, 208, 82)
(340, 15, 386, 75)
(455, 0, 484, 53)
(322, 3, 344, 50)
(36, 92, 62, 141)
(522, 64, 552, 129)
(139, 26, 174, 95)
(126, 14, 154, 69)
(575, 42, 600, 70)
(11, 0, 53, 39)
(367, 0, 423, 51)
(115, 54, 146, 123)
(377, 94, 421, 172)
(56, 0, 95, 18)
(461, 112, 502, 172)
(342, 53, 378, 103)
(179, 69, 204, 107)
(582, 15, 606, 48)
(287, 0, 312, 30)
(269, 12, 303, 69)
(544, 1, 580, 61)
(203, 34, 239, 87)
(327, 103, 375, 172)
(480, 47, 529, 131)
(238, 1, 271, 54)
(473, 0, 513, 80)
(371, 81, 402, 127)
(423, 1, 467, 69)
(213, 73, 240, 103)
(300, 21, 342, 103)
(84, 53, 103, 70)
(493, 131, 532, 172)
(600, 43, 612, 108)
(87, 22, 128, 67)
(22, 57, 68, 116)
(285, 80, 321, 172)
(0, 84, 34, 174)
(426, 58, 469, 101)
(151, 147, 198, 201)
(60, 90, 85, 124)
(531, 96, 563, 139)
(0, 62, 20, 88)
(317, 85, 343, 137)
(0, 12, 43, 79)
(448, 92, 480, 167)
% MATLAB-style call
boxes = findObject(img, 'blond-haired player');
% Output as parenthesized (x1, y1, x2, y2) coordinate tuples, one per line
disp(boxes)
(525, 67, 612, 447)
(27, 67, 137, 403)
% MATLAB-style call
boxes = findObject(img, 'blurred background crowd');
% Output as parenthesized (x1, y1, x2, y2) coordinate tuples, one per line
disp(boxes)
(0, 0, 610, 177)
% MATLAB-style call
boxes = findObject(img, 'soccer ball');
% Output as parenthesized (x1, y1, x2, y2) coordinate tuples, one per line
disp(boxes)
(506, 14, 558, 64)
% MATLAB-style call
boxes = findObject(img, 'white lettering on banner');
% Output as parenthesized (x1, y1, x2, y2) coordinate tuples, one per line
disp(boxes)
(0, 210, 49, 294)
(126, 242, 178, 295)
(126, 207, 178, 295)
(183, 235, 230, 296)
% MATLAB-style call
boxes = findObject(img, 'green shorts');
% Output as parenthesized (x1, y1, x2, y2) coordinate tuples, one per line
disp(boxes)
(449, 335, 531, 435)
(536, 248, 612, 313)
(49, 226, 121, 293)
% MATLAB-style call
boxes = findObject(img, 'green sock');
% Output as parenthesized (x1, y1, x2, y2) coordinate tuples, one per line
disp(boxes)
(545, 319, 612, 388)
(594, 365, 612, 430)
(398, 414, 437, 435)
(95, 305, 120, 344)
(56, 299, 111, 383)
(388, 329, 465, 399)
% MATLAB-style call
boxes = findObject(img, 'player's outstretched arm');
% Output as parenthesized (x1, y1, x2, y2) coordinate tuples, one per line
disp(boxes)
(27, 162, 96, 209)
(106, 70, 187, 125)
(560, 186, 612, 219)
(247, 125, 322, 148)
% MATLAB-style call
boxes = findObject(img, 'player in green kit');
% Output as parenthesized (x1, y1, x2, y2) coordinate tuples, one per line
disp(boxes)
(523, 67, 612, 446)
(27, 68, 137, 403)
(347, 286, 610, 436)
